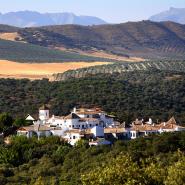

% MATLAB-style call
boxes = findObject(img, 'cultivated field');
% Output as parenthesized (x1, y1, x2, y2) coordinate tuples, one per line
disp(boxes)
(0, 60, 110, 80)
(0, 32, 22, 41)
(57, 47, 144, 62)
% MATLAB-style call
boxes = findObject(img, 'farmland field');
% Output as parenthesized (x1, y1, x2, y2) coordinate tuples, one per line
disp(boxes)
(0, 60, 109, 80)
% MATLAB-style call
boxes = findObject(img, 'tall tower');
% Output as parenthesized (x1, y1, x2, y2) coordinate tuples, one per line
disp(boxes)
(39, 105, 50, 124)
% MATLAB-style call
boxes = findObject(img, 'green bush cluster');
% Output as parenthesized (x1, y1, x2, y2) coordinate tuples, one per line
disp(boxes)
(0, 132, 184, 184)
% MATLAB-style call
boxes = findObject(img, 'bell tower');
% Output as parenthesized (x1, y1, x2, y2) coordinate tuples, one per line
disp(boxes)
(39, 105, 50, 123)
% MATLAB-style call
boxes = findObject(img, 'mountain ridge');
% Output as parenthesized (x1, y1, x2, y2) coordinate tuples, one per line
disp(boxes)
(0, 10, 107, 27)
(150, 7, 185, 24)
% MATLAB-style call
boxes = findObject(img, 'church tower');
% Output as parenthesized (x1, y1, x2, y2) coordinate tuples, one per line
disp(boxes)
(39, 105, 50, 123)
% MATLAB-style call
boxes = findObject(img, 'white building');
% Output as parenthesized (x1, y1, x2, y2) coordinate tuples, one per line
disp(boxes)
(18, 104, 185, 145)
(17, 124, 52, 139)
(46, 107, 114, 130)
(39, 105, 50, 124)
(129, 117, 185, 139)
(19, 106, 116, 143)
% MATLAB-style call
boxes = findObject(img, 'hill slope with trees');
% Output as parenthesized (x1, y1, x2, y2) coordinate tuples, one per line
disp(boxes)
(1, 70, 185, 124)
(18, 21, 185, 59)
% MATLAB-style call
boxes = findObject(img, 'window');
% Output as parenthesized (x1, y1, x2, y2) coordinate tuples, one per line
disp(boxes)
(73, 136, 76, 139)
(72, 125, 74, 128)
(69, 125, 71, 128)
(89, 124, 92, 127)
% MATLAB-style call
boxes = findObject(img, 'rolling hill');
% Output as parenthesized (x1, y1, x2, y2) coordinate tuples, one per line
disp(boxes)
(52, 60, 185, 81)
(17, 21, 185, 59)
(150, 7, 185, 24)
(0, 24, 19, 33)
(0, 39, 112, 63)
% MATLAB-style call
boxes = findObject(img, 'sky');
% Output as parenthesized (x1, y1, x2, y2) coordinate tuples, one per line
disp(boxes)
(0, 0, 185, 23)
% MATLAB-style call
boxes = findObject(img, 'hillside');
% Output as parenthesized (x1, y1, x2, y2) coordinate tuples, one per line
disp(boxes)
(0, 39, 111, 63)
(0, 11, 107, 27)
(1, 70, 185, 124)
(18, 21, 185, 59)
(52, 60, 185, 81)
(150, 7, 185, 24)
(0, 24, 19, 33)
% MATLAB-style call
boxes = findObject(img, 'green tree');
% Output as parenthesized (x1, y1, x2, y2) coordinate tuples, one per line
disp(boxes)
(13, 118, 27, 127)
(144, 157, 167, 185)
(33, 176, 45, 185)
(165, 153, 185, 185)
(75, 139, 89, 148)
(81, 154, 148, 185)
(0, 113, 13, 131)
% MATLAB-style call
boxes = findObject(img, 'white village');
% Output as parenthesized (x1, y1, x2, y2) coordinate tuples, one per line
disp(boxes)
(16, 105, 185, 146)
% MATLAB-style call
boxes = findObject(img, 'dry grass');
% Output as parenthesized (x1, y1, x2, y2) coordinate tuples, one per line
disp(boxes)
(57, 47, 144, 62)
(0, 60, 110, 80)
(0, 32, 23, 41)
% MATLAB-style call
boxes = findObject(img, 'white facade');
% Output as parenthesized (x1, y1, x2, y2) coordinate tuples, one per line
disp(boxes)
(39, 109, 49, 122)
(47, 114, 104, 130)
(91, 126, 104, 137)
(17, 126, 52, 139)
(47, 115, 65, 128)
(64, 131, 83, 146)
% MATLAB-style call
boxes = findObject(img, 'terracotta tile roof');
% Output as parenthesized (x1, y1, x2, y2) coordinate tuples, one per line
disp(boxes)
(166, 117, 177, 125)
(158, 117, 178, 130)
(17, 125, 52, 132)
(65, 129, 81, 134)
(65, 129, 92, 135)
(75, 108, 104, 115)
(104, 127, 127, 134)
(79, 118, 99, 122)
(159, 123, 176, 130)
(130, 124, 159, 132)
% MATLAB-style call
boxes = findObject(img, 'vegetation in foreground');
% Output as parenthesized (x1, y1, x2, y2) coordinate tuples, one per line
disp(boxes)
(0, 132, 184, 185)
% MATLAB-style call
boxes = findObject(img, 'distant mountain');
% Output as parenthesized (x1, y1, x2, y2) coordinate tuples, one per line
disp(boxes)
(0, 11, 107, 27)
(18, 21, 185, 59)
(150, 7, 185, 24)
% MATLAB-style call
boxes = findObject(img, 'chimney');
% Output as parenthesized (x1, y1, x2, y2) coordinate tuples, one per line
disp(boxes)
(73, 107, 77, 113)
(149, 118, 152, 125)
